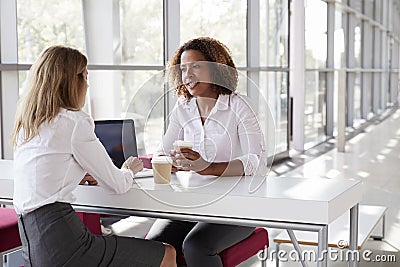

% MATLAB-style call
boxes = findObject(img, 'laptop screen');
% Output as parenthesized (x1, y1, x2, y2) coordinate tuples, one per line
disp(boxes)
(94, 119, 138, 168)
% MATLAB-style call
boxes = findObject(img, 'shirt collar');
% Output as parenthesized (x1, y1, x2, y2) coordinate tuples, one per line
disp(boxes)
(214, 94, 230, 111)
(183, 94, 231, 113)
(184, 97, 197, 112)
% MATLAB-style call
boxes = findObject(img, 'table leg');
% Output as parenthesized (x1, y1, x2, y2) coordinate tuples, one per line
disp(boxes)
(275, 243, 280, 267)
(349, 203, 359, 267)
(372, 214, 385, 240)
(317, 225, 328, 267)
(287, 230, 309, 267)
(260, 249, 267, 267)
(381, 214, 386, 239)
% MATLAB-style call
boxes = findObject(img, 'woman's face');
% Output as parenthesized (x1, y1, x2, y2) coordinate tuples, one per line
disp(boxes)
(180, 50, 217, 99)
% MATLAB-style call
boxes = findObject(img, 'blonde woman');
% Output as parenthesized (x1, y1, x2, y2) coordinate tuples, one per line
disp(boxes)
(11, 45, 176, 267)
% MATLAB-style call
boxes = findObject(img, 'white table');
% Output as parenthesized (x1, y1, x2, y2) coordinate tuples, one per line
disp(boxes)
(0, 160, 362, 267)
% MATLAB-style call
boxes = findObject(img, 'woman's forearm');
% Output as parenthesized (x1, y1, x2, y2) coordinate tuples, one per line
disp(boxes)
(198, 159, 244, 176)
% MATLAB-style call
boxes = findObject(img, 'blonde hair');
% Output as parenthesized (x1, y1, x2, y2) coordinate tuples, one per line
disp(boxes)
(168, 37, 238, 100)
(11, 45, 87, 147)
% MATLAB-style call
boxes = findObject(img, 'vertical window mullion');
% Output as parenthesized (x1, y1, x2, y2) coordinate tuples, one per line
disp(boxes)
(163, 0, 180, 133)
(326, 1, 335, 136)
(247, 0, 260, 104)
(0, 0, 18, 159)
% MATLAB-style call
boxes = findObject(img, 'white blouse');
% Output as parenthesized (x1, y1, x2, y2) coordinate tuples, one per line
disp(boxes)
(158, 94, 265, 176)
(13, 109, 134, 215)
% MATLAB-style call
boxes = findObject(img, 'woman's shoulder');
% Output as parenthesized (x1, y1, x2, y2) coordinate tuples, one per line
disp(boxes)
(173, 97, 195, 111)
(57, 109, 92, 125)
(176, 97, 193, 105)
(228, 93, 256, 110)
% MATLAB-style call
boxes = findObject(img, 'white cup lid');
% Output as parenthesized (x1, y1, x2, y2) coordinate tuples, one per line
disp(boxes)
(151, 156, 172, 164)
(173, 140, 193, 147)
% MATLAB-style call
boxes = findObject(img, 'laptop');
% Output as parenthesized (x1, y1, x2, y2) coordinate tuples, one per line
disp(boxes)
(94, 119, 153, 178)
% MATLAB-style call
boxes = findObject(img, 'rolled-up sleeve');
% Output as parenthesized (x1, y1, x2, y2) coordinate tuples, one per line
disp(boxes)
(234, 97, 265, 176)
(71, 117, 134, 194)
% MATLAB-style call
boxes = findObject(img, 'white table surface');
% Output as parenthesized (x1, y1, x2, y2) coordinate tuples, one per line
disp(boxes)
(0, 160, 362, 225)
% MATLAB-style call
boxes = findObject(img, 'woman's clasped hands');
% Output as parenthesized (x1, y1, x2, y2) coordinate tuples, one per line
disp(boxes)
(170, 147, 210, 175)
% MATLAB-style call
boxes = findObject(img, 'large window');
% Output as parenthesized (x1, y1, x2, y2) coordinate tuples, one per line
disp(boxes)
(16, 0, 85, 96)
(119, 0, 163, 65)
(259, 71, 288, 153)
(261, 0, 289, 67)
(17, 0, 85, 63)
(2, 0, 399, 160)
(260, 0, 290, 155)
(118, 0, 164, 153)
(10, 0, 290, 159)
(180, 0, 247, 67)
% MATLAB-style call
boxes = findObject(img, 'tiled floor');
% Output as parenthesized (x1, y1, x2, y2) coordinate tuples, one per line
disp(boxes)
(106, 108, 400, 266)
(236, 108, 400, 266)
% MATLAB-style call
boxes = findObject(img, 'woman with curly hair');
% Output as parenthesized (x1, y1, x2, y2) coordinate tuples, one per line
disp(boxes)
(146, 37, 265, 266)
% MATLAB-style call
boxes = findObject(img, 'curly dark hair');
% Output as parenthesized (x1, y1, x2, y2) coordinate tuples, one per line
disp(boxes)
(167, 37, 238, 100)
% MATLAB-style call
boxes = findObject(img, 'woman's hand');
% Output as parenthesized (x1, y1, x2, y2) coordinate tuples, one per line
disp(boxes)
(173, 148, 211, 174)
(171, 165, 180, 173)
(122, 156, 144, 174)
(172, 148, 245, 176)
(79, 173, 98, 185)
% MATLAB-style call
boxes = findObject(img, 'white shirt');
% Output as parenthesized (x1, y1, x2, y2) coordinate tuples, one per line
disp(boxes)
(13, 109, 134, 215)
(158, 94, 265, 176)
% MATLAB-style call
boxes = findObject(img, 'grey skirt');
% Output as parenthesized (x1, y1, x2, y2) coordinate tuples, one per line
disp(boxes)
(18, 202, 164, 267)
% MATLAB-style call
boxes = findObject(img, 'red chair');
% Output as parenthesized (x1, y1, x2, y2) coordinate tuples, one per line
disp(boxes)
(76, 212, 102, 235)
(176, 227, 269, 267)
(220, 227, 269, 267)
(0, 208, 101, 267)
(0, 209, 101, 249)
(0, 207, 22, 267)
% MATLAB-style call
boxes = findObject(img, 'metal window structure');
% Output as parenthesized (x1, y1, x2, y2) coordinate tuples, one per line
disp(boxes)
(0, 0, 399, 159)
(295, 0, 400, 151)
(0, 0, 18, 159)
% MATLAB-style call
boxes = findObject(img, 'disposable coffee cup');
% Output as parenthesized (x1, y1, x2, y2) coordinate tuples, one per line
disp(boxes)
(173, 140, 193, 151)
(151, 156, 172, 184)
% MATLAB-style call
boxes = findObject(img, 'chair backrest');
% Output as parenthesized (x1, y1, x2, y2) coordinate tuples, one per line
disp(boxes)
(76, 212, 101, 235)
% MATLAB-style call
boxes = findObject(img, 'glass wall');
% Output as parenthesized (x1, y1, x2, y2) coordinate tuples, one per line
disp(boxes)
(180, 0, 247, 67)
(1, 0, 399, 159)
(118, 0, 164, 154)
(304, 0, 328, 147)
(303, 0, 400, 149)
(0, 0, 292, 160)
(260, 0, 289, 155)
(17, 0, 85, 64)
(340, 0, 398, 130)
(119, 0, 163, 65)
